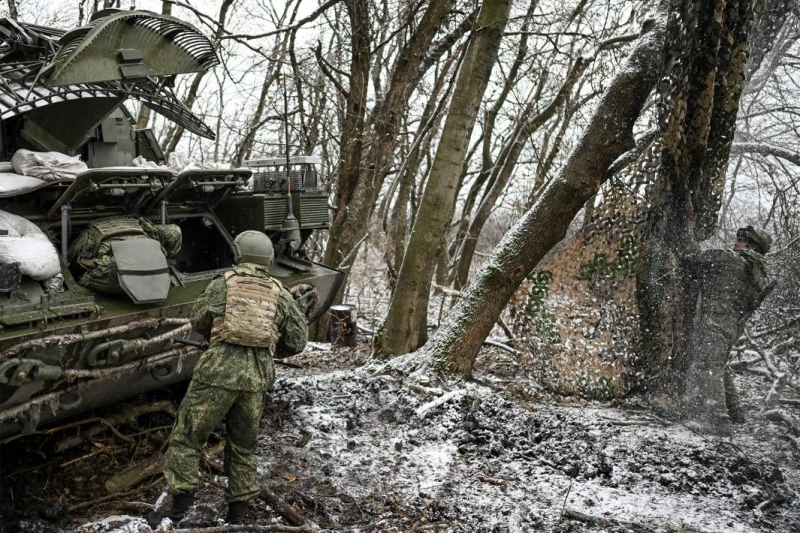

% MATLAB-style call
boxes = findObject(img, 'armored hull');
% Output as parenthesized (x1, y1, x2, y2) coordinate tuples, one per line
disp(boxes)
(0, 11, 343, 439)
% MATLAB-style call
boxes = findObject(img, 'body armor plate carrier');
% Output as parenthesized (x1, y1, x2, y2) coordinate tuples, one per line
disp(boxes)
(210, 271, 282, 350)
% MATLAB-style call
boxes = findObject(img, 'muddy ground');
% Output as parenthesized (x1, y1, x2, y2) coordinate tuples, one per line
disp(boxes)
(1, 343, 798, 533)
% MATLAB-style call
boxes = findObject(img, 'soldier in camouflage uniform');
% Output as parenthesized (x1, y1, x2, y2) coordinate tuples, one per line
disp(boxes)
(682, 226, 771, 434)
(69, 216, 181, 293)
(148, 231, 307, 527)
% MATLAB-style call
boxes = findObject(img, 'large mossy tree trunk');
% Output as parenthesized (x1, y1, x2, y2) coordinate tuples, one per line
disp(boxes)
(374, 0, 512, 357)
(637, 0, 756, 396)
(393, 5, 670, 378)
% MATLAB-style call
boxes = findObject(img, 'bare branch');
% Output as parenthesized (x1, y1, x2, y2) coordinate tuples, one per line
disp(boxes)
(218, 0, 343, 41)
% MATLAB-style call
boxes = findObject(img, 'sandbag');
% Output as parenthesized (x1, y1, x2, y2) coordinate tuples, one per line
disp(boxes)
(11, 149, 87, 181)
(0, 172, 49, 197)
(132, 153, 231, 176)
(0, 210, 61, 280)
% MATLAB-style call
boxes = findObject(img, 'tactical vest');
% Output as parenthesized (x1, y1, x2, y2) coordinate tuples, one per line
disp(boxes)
(210, 271, 282, 350)
(87, 217, 148, 255)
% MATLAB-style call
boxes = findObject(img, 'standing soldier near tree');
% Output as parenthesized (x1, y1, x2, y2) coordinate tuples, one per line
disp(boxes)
(681, 226, 771, 434)
(148, 231, 307, 526)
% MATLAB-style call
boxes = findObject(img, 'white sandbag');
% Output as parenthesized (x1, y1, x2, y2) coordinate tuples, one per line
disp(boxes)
(132, 153, 188, 175)
(132, 154, 231, 175)
(0, 172, 48, 197)
(131, 155, 163, 170)
(11, 149, 87, 181)
(168, 153, 189, 174)
(0, 162, 13, 173)
(0, 210, 61, 280)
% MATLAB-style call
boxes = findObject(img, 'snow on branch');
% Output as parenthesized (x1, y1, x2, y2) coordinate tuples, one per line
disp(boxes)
(730, 142, 800, 167)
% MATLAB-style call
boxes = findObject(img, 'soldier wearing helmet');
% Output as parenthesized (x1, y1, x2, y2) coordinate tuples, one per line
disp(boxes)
(681, 225, 771, 434)
(149, 231, 307, 527)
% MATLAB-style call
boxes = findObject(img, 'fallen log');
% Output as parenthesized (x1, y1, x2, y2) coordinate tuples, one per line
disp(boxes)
(68, 477, 164, 512)
(562, 508, 649, 530)
(105, 453, 165, 494)
(258, 487, 307, 528)
(763, 409, 800, 436)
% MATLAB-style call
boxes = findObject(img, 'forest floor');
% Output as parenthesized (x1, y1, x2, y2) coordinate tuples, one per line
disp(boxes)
(1, 340, 799, 533)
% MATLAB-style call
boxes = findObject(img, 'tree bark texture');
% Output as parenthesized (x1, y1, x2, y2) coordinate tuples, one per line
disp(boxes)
(322, 0, 456, 271)
(414, 9, 668, 377)
(448, 2, 537, 288)
(637, 0, 756, 388)
(6, 0, 18, 20)
(386, 55, 458, 281)
(307, 0, 371, 342)
(375, 0, 513, 357)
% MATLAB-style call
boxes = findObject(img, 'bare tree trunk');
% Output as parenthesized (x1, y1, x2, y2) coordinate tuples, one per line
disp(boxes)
(391, 7, 669, 377)
(322, 0, 457, 271)
(637, 0, 756, 393)
(747, 0, 794, 78)
(375, 0, 513, 357)
(386, 54, 459, 283)
(307, 0, 371, 341)
(6, 0, 18, 19)
(447, 0, 538, 287)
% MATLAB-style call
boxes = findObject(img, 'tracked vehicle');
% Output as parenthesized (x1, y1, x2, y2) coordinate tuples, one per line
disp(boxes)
(0, 10, 343, 438)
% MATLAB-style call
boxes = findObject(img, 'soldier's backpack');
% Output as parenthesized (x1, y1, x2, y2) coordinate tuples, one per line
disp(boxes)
(69, 217, 179, 304)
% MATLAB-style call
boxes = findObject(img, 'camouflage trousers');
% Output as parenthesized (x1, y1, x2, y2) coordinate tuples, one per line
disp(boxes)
(164, 379, 265, 502)
(683, 316, 741, 426)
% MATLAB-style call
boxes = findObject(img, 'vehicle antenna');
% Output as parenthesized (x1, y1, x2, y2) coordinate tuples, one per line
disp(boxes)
(283, 72, 295, 222)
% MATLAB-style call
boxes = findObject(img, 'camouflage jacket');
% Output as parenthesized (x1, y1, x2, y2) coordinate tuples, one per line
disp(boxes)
(189, 263, 308, 392)
(686, 246, 769, 322)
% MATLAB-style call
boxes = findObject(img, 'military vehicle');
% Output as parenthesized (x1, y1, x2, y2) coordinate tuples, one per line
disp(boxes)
(0, 10, 343, 438)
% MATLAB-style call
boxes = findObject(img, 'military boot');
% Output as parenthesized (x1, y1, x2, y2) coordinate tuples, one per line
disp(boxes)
(147, 491, 194, 528)
(225, 501, 248, 524)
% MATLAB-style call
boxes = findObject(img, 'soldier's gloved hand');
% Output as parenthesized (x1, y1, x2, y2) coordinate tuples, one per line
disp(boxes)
(288, 284, 318, 318)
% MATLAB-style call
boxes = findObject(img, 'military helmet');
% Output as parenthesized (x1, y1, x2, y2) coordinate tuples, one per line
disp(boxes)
(233, 231, 274, 266)
(736, 226, 772, 255)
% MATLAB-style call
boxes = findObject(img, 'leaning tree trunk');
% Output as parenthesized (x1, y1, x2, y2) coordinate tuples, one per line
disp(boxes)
(389, 6, 669, 378)
(374, 0, 512, 357)
(637, 0, 756, 394)
(453, 55, 593, 291)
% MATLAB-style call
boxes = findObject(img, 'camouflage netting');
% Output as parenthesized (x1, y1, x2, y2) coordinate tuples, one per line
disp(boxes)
(512, 174, 650, 399)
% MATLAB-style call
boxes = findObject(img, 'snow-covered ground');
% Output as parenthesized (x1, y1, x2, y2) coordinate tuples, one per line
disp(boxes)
(243, 357, 797, 532)
(7, 345, 799, 533)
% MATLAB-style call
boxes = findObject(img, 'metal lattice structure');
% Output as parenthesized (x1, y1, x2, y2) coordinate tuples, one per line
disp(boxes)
(0, 11, 218, 139)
